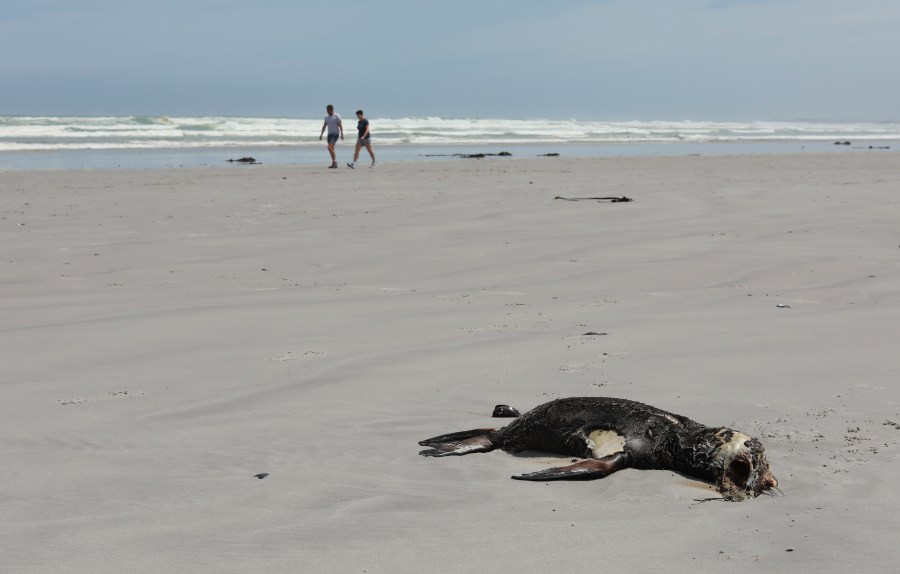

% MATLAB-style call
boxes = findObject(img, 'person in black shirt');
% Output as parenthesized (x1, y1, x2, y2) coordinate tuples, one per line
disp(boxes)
(347, 110, 376, 168)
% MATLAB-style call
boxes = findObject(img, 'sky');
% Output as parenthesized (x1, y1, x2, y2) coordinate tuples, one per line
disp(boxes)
(2, 0, 899, 120)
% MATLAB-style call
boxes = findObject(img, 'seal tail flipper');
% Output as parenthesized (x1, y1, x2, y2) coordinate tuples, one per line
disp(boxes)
(511, 452, 629, 481)
(418, 428, 498, 457)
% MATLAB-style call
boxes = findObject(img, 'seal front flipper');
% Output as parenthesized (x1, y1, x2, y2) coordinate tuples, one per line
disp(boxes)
(418, 428, 498, 457)
(512, 452, 629, 481)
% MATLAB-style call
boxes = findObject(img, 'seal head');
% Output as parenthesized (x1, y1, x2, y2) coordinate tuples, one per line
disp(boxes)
(706, 429, 778, 501)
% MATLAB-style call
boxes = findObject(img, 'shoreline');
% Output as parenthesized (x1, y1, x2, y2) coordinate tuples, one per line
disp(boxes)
(2, 138, 897, 171)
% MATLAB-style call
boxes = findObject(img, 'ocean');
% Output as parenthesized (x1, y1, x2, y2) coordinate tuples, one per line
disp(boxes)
(1, 116, 898, 170)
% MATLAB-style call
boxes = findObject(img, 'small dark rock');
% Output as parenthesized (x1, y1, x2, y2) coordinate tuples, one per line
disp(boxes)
(228, 157, 258, 164)
(254, 473, 269, 479)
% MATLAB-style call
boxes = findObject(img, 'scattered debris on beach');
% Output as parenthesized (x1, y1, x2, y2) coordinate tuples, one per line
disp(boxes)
(423, 151, 512, 159)
(554, 195, 633, 203)
(836, 141, 892, 150)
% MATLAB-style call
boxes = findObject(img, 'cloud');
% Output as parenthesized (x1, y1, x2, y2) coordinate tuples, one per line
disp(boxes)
(2, 0, 900, 118)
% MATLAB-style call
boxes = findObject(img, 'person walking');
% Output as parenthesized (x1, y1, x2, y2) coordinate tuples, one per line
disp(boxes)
(347, 110, 376, 169)
(319, 104, 343, 168)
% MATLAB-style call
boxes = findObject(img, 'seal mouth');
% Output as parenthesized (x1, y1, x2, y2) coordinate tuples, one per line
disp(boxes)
(727, 458, 752, 488)
(718, 454, 754, 501)
(719, 456, 778, 501)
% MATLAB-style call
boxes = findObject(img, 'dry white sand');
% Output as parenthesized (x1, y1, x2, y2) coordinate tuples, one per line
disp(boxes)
(2, 153, 899, 573)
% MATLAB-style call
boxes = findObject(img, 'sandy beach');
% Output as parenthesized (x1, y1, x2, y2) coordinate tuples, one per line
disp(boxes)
(3, 153, 899, 573)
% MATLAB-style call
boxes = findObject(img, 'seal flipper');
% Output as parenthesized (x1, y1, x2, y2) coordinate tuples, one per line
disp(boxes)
(512, 452, 629, 481)
(419, 435, 496, 457)
(418, 428, 498, 457)
(418, 428, 496, 448)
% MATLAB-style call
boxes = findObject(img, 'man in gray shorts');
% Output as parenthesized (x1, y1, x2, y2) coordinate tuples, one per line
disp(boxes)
(319, 104, 344, 168)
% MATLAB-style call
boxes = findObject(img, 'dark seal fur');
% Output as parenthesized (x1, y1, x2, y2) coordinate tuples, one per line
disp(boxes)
(419, 397, 778, 501)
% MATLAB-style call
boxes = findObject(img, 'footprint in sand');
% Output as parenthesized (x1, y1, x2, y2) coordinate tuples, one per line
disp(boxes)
(266, 350, 326, 362)
(464, 324, 519, 332)
(558, 363, 586, 373)
(58, 390, 144, 406)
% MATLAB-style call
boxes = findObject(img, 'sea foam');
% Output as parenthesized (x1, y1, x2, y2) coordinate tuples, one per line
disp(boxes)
(1, 115, 899, 152)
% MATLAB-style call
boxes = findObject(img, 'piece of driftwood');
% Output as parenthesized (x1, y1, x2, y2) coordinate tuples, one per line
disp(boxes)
(554, 195, 633, 202)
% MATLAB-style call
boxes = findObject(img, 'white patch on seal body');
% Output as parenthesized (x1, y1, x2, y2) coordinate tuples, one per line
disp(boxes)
(586, 430, 626, 459)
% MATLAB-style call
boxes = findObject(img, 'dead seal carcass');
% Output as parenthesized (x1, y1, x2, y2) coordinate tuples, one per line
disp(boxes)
(419, 397, 778, 501)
